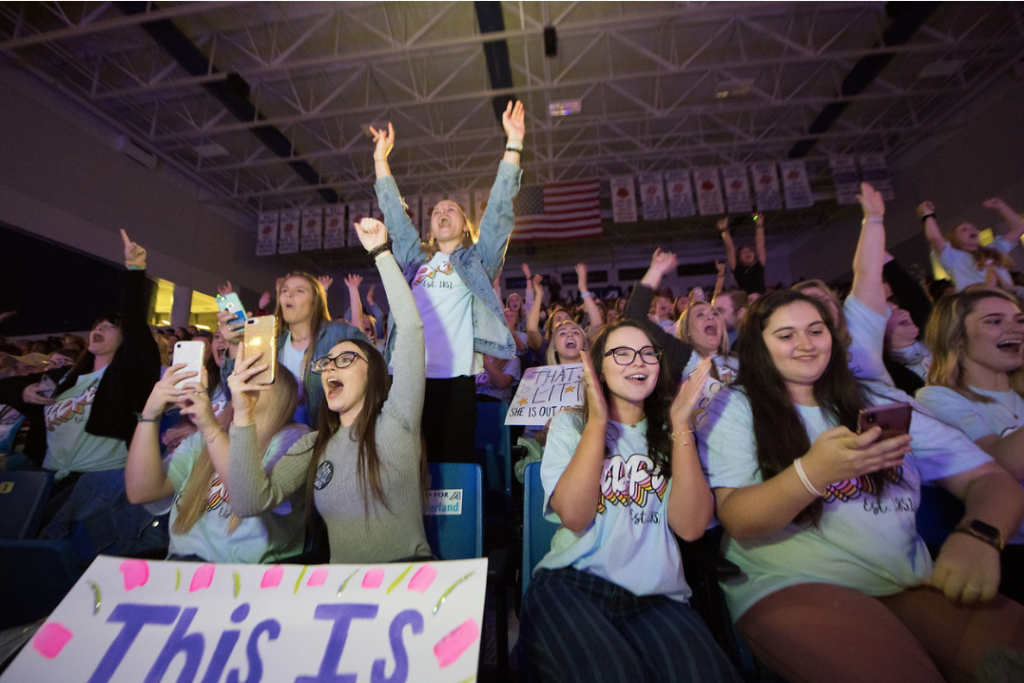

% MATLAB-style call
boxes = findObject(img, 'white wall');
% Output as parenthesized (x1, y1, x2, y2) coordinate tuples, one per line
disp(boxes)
(0, 67, 287, 298)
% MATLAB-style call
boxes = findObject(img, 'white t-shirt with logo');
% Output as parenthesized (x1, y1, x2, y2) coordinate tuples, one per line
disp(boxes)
(536, 410, 692, 602)
(412, 250, 477, 378)
(43, 367, 128, 477)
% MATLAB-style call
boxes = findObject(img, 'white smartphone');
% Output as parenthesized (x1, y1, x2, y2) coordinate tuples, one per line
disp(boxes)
(172, 341, 206, 389)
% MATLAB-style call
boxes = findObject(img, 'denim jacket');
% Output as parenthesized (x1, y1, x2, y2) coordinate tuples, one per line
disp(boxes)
(375, 161, 522, 367)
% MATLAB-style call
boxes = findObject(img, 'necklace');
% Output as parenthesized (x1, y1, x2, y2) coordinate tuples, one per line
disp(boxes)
(290, 330, 309, 343)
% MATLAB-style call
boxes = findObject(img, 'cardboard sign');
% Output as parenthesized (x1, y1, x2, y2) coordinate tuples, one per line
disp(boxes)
(3, 555, 487, 683)
(505, 363, 584, 426)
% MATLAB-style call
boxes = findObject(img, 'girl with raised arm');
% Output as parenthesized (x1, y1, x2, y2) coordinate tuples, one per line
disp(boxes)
(228, 218, 431, 564)
(370, 102, 524, 464)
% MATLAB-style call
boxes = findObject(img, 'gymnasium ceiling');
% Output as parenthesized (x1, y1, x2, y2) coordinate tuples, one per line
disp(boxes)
(1, 1, 1024, 264)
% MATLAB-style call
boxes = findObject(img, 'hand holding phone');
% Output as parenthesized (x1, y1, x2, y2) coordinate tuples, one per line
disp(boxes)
(172, 341, 206, 389)
(857, 402, 913, 441)
(216, 292, 247, 326)
(242, 316, 278, 385)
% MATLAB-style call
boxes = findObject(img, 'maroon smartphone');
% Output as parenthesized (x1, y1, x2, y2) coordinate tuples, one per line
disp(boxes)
(857, 402, 913, 440)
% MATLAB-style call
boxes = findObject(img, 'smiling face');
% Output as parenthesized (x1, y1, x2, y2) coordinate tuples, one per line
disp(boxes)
(686, 302, 724, 357)
(884, 304, 919, 350)
(963, 296, 1024, 376)
(88, 320, 123, 358)
(320, 341, 370, 422)
(600, 326, 661, 410)
(279, 276, 315, 325)
(430, 200, 467, 245)
(738, 245, 757, 267)
(553, 321, 585, 362)
(507, 293, 522, 313)
(763, 301, 833, 395)
(950, 222, 981, 252)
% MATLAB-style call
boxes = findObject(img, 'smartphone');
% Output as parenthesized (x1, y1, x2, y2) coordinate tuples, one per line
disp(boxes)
(857, 402, 913, 440)
(216, 292, 247, 326)
(172, 341, 206, 389)
(242, 316, 278, 386)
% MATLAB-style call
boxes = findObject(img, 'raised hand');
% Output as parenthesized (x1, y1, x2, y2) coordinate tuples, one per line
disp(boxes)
(715, 260, 726, 276)
(857, 182, 884, 220)
(983, 197, 1008, 212)
(121, 229, 146, 269)
(344, 274, 363, 289)
(531, 273, 544, 294)
(521, 262, 532, 280)
(649, 248, 678, 278)
(217, 281, 234, 296)
(258, 291, 271, 310)
(502, 100, 525, 141)
(366, 283, 376, 306)
(354, 217, 388, 252)
(575, 263, 589, 292)
(716, 218, 729, 232)
(317, 275, 334, 291)
(671, 356, 712, 430)
(916, 200, 936, 219)
(579, 350, 607, 423)
(370, 123, 395, 161)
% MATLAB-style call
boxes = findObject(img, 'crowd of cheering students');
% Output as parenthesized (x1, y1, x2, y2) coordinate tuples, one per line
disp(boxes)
(3, 102, 1024, 680)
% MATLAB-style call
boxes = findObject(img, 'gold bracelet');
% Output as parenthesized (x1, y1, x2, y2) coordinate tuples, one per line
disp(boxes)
(671, 429, 694, 447)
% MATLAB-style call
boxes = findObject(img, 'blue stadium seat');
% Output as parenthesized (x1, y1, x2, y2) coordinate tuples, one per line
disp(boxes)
(521, 461, 559, 599)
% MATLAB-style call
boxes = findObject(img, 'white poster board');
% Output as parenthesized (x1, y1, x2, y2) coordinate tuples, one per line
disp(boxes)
(505, 363, 584, 426)
(3, 556, 487, 683)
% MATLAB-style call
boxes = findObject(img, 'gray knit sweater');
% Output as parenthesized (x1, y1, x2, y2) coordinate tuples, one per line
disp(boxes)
(228, 252, 430, 563)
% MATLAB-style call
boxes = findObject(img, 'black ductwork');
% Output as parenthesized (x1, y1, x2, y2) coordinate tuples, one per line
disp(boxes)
(117, 2, 339, 204)
(474, 1, 517, 122)
(788, 2, 941, 159)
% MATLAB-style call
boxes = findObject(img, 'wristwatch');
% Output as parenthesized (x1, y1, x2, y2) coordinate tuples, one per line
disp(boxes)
(954, 519, 1005, 552)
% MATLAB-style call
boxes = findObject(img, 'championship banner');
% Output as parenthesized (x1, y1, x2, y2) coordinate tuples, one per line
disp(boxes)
(749, 162, 782, 212)
(721, 165, 753, 214)
(693, 167, 725, 216)
(858, 154, 895, 201)
(638, 173, 667, 221)
(473, 190, 490, 227)
(610, 176, 638, 223)
(278, 209, 301, 254)
(300, 206, 323, 251)
(778, 160, 814, 210)
(665, 170, 697, 218)
(449, 191, 472, 222)
(323, 205, 346, 249)
(2, 556, 487, 683)
(829, 156, 861, 205)
(506, 363, 584, 426)
(421, 193, 445, 241)
(256, 211, 278, 256)
(348, 200, 371, 243)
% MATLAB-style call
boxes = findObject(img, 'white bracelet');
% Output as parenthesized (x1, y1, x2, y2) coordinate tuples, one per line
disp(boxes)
(580, 291, 593, 298)
(794, 457, 825, 498)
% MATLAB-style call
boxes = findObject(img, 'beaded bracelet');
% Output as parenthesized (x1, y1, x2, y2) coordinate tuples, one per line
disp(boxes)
(367, 242, 393, 260)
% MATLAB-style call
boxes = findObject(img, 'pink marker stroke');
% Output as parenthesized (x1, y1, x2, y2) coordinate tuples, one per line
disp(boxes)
(361, 568, 385, 589)
(33, 622, 73, 659)
(307, 568, 328, 587)
(433, 619, 480, 668)
(407, 565, 437, 593)
(119, 559, 149, 592)
(189, 564, 216, 592)
(261, 566, 284, 589)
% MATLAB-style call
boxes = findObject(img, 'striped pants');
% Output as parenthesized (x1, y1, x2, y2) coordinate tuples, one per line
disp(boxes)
(520, 567, 741, 683)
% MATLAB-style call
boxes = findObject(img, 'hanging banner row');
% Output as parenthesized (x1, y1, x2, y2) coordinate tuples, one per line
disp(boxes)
(256, 155, 892, 255)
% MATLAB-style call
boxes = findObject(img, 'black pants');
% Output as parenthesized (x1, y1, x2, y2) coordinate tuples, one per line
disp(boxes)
(422, 376, 477, 464)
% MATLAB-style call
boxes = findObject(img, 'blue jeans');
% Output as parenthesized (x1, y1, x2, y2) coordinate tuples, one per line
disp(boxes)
(520, 567, 741, 683)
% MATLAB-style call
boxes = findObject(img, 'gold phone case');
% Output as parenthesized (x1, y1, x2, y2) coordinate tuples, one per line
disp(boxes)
(242, 316, 278, 385)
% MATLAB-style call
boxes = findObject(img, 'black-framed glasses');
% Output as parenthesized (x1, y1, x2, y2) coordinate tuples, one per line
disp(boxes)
(604, 346, 662, 365)
(311, 352, 366, 374)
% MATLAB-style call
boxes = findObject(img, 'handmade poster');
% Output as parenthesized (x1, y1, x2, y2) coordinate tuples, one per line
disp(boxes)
(749, 162, 782, 212)
(301, 206, 323, 251)
(421, 193, 445, 240)
(665, 170, 697, 218)
(638, 173, 667, 221)
(858, 154, 895, 201)
(693, 167, 725, 216)
(3, 555, 487, 683)
(829, 156, 861, 205)
(278, 209, 301, 254)
(721, 165, 753, 214)
(779, 160, 814, 209)
(610, 176, 638, 223)
(323, 205, 346, 249)
(505, 363, 584, 426)
(256, 211, 278, 256)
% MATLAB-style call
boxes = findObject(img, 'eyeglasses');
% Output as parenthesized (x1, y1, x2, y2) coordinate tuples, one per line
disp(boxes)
(604, 346, 662, 365)
(311, 352, 366, 373)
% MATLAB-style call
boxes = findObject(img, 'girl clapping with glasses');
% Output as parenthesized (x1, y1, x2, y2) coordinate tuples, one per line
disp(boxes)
(227, 218, 433, 564)
(519, 320, 739, 683)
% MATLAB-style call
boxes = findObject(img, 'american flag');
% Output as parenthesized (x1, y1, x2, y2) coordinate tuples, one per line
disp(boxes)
(512, 179, 603, 241)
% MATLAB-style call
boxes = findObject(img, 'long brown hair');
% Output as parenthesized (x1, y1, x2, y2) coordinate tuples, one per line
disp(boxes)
(274, 273, 332, 386)
(419, 201, 477, 259)
(173, 365, 298, 535)
(736, 291, 891, 526)
(301, 339, 423, 520)
(925, 288, 1024, 402)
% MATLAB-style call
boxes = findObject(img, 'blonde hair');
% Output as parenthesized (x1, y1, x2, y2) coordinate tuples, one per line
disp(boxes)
(546, 320, 589, 365)
(924, 288, 1024, 402)
(792, 279, 852, 348)
(172, 364, 299, 535)
(675, 300, 730, 357)
(420, 201, 477, 259)
(946, 225, 1015, 270)
(274, 273, 332, 388)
